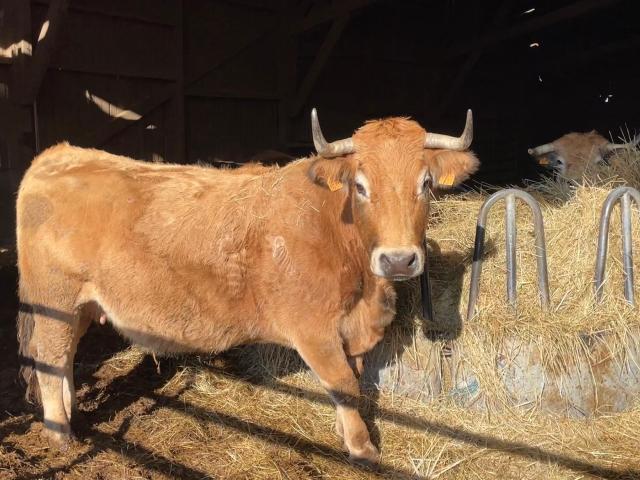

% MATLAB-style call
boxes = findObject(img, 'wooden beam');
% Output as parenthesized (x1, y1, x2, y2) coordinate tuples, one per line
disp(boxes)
(185, 90, 279, 101)
(446, 0, 623, 58)
(85, 83, 174, 148)
(291, 0, 371, 33)
(31, 0, 176, 27)
(33, 64, 176, 81)
(216, 0, 280, 13)
(288, 14, 349, 117)
(11, 0, 69, 105)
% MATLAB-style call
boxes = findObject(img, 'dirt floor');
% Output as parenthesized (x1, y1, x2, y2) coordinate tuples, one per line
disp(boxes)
(1, 244, 640, 480)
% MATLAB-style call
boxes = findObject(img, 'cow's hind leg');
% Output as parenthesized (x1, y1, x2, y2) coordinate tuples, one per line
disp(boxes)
(294, 339, 379, 465)
(29, 285, 83, 449)
(63, 311, 91, 423)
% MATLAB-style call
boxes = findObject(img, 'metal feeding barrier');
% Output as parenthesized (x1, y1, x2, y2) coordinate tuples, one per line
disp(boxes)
(419, 239, 434, 322)
(594, 186, 640, 305)
(466, 189, 550, 320)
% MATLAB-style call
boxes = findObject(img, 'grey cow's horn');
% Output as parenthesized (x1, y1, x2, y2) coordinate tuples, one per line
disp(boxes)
(528, 143, 556, 156)
(311, 108, 355, 158)
(424, 109, 473, 151)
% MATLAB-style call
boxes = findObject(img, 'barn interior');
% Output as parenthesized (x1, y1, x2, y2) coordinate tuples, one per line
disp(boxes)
(1, 1, 640, 479)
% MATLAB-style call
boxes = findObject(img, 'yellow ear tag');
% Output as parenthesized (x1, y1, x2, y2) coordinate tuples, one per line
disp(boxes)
(327, 178, 344, 192)
(538, 158, 550, 165)
(439, 172, 455, 187)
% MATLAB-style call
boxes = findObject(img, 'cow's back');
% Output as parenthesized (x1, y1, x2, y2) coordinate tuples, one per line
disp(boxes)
(16, 144, 295, 353)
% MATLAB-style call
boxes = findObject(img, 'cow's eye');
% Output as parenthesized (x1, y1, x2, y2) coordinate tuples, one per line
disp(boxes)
(419, 174, 432, 196)
(355, 181, 368, 197)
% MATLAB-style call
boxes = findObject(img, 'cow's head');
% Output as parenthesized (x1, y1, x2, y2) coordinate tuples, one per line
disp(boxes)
(528, 131, 637, 181)
(309, 109, 479, 281)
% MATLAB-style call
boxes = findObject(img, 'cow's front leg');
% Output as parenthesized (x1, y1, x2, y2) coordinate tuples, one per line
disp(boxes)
(294, 338, 379, 465)
(336, 354, 366, 438)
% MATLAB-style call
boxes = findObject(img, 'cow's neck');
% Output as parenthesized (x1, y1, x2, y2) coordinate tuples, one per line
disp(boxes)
(314, 188, 397, 355)
(310, 170, 391, 311)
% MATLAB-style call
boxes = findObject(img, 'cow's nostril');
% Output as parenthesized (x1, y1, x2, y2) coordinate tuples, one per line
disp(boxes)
(379, 253, 391, 269)
(407, 253, 417, 268)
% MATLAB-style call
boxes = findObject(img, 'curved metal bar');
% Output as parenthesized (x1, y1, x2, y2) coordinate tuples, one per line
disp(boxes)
(505, 194, 517, 305)
(594, 186, 640, 304)
(621, 193, 635, 303)
(518, 190, 550, 310)
(467, 189, 550, 321)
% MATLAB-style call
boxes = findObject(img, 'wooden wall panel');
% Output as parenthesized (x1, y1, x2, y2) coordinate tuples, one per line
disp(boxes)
(36, 69, 169, 152)
(187, 97, 279, 164)
(107, 104, 167, 162)
(187, 34, 279, 99)
(32, 4, 177, 80)
(184, 0, 276, 82)
(32, 0, 176, 26)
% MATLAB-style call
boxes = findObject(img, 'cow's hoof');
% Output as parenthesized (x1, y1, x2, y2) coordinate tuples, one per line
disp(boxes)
(43, 428, 76, 452)
(348, 441, 380, 468)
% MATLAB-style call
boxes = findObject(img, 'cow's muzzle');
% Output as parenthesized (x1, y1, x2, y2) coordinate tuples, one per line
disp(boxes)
(371, 246, 424, 280)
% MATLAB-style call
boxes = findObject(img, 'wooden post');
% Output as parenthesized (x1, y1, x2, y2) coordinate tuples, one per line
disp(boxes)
(11, 0, 69, 106)
(276, 1, 297, 148)
(1, 0, 34, 244)
(4, 0, 34, 170)
(166, 0, 186, 163)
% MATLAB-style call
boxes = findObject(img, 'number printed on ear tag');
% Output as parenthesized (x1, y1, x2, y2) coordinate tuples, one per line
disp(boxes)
(327, 178, 344, 192)
(439, 172, 455, 187)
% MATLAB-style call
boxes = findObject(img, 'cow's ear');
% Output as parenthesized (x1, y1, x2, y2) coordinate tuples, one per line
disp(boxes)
(308, 158, 351, 192)
(424, 150, 479, 189)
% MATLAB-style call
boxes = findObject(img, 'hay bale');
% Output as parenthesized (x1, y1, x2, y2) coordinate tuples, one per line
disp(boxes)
(373, 146, 640, 417)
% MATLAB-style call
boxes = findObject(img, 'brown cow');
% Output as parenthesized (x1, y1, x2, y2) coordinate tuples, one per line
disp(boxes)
(528, 130, 639, 181)
(16, 108, 478, 464)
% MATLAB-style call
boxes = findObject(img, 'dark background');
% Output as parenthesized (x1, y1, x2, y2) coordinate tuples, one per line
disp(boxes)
(1, 0, 639, 245)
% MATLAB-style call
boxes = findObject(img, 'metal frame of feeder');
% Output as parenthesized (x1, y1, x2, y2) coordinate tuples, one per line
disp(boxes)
(466, 189, 550, 320)
(594, 186, 640, 304)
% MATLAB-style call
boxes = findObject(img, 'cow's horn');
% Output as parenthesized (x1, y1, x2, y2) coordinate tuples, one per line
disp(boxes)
(528, 143, 556, 156)
(424, 109, 473, 151)
(311, 108, 355, 158)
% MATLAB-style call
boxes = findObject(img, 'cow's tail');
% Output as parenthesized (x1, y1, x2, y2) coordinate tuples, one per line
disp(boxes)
(17, 284, 41, 404)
